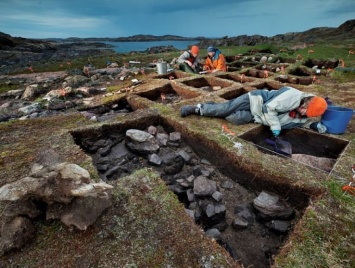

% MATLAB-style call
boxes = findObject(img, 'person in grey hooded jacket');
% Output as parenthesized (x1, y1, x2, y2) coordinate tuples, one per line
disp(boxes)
(180, 86, 328, 137)
(176, 45, 201, 74)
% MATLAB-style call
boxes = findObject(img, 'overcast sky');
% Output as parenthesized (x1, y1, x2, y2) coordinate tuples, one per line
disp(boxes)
(1, 0, 354, 39)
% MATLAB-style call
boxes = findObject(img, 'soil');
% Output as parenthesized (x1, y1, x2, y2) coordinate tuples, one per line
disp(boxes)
(71, 117, 310, 268)
(1, 47, 355, 267)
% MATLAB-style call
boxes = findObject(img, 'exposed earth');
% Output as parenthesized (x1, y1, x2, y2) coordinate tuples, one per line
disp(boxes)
(0, 30, 355, 268)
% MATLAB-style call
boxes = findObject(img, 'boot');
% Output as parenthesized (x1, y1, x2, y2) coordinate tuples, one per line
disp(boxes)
(180, 105, 199, 117)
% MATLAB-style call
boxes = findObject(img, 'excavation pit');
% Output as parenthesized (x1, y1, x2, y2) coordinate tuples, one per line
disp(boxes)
(289, 67, 311, 77)
(297, 76, 314, 85)
(227, 60, 260, 69)
(239, 125, 349, 172)
(251, 81, 280, 90)
(240, 69, 269, 78)
(216, 73, 254, 83)
(137, 84, 181, 104)
(78, 98, 133, 121)
(182, 77, 235, 92)
(71, 115, 314, 268)
(219, 88, 249, 100)
(153, 71, 191, 80)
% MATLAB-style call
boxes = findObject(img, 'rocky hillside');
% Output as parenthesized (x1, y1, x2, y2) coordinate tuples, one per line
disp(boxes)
(199, 19, 355, 47)
(1, 19, 354, 51)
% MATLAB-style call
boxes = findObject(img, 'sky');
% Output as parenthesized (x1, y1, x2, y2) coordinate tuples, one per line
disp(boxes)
(0, 0, 354, 39)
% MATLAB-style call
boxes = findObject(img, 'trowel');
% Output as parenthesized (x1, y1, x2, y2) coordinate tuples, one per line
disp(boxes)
(265, 138, 292, 156)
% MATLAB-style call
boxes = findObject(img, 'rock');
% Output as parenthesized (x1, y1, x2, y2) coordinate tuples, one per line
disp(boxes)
(18, 103, 41, 115)
(21, 84, 38, 100)
(253, 191, 294, 220)
(156, 133, 169, 146)
(148, 153, 162, 166)
(162, 153, 184, 175)
(43, 89, 65, 101)
(260, 56, 268, 63)
(0, 162, 113, 203)
(175, 150, 190, 164)
(220, 180, 234, 189)
(2, 200, 42, 220)
(193, 176, 217, 196)
(64, 75, 89, 88)
(200, 159, 211, 165)
(147, 125, 157, 135)
(186, 189, 195, 202)
(185, 208, 195, 220)
(0, 155, 114, 253)
(231, 215, 249, 230)
(234, 203, 255, 223)
(192, 165, 212, 177)
(265, 220, 291, 233)
(56, 162, 90, 182)
(47, 100, 76, 111)
(212, 191, 223, 202)
(0, 216, 36, 254)
(205, 228, 223, 241)
(109, 141, 129, 160)
(46, 195, 112, 230)
(125, 129, 160, 154)
(200, 202, 226, 228)
(0, 89, 24, 98)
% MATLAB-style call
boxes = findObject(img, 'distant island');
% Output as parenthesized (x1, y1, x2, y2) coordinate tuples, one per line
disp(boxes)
(43, 35, 207, 43)
(36, 19, 355, 47)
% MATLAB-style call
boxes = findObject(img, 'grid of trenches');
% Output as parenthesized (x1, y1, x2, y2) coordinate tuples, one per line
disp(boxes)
(71, 115, 312, 268)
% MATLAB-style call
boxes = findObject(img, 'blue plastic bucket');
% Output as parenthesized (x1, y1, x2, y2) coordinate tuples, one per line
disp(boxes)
(321, 106, 354, 134)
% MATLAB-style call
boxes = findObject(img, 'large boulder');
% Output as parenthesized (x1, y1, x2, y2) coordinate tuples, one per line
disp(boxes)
(0, 149, 113, 254)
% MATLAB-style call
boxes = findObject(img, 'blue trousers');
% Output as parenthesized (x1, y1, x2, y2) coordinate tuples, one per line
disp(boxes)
(199, 94, 253, 125)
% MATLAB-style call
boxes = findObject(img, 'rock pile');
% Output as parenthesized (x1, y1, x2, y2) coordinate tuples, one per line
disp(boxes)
(76, 124, 296, 263)
(0, 66, 146, 122)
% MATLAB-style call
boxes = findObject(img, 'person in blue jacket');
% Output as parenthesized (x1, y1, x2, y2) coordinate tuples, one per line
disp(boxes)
(180, 86, 328, 136)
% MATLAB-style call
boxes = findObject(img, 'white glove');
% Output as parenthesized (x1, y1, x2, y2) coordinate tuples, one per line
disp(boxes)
(317, 123, 327, 133)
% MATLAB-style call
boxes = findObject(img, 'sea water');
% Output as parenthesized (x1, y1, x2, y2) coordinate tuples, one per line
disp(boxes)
(103, 40, 199, 53)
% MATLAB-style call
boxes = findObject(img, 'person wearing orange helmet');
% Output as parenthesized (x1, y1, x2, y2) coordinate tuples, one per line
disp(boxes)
(176, 45, 202, 74)
(181, 86, 328, 137)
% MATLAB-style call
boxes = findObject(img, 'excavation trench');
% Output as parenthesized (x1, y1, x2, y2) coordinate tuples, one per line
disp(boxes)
(240, 125, 349, 173)
(71, 114, 319, 268)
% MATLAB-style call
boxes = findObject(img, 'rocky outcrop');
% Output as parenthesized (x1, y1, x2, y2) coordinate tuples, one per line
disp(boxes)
(0, 149, 113, 254)
(199, 35, 270, 48)
(199, 19, 355, 48)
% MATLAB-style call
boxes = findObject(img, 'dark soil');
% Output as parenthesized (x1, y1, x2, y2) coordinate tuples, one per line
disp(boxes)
(72, 118, 308, 268)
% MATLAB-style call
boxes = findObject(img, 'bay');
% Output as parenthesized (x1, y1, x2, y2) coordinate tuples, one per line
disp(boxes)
(103, 40, 200, 53)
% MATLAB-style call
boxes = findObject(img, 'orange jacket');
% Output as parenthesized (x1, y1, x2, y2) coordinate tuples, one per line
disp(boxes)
(204, 50, 227, 72)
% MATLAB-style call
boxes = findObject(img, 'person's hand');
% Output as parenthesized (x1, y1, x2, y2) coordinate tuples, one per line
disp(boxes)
(316, 122, 327, 133)
(272, 130, 280, 137)
(310, 122, 327, 133)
